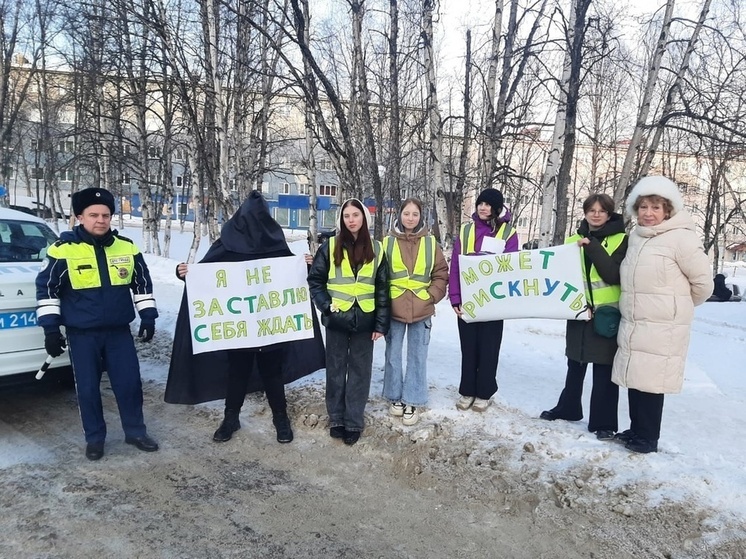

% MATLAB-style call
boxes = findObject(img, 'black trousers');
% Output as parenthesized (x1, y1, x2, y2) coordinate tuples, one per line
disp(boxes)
(225, 348, 287, 415)
(551, 359, 619, 432)
(457, 318, 503, 400)
(628, 388, 664, 441)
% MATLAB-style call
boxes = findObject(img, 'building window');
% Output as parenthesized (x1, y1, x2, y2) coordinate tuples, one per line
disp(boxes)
(122, 173, 131, 185)
(174, 148, 187, 161)
(148, 145, 161, 159)
(30, 167, 44, 179)
(274, 207, 289, 226)
(280, 182, 290, 194)
(31, 139, 41, 151)
(298, 183, 308, 195)
(176, 175, 183, 187)
(58, 140, 75, 153)
(59, 169, 74, 182)
(319, 184, 338, 197)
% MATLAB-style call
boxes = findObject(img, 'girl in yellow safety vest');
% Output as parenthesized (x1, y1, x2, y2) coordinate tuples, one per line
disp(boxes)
(449, 187, 518, 413)
(382, 198, 449, 426)
(539, 193, 628, 442)
(307, 198, 390, 446)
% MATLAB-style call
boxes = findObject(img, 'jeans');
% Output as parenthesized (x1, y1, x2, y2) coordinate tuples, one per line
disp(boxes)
(325, 328, 374, 432)
(383, 318, 431, 406)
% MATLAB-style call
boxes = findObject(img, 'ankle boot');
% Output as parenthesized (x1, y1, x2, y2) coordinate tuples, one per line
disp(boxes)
(213, 409, 241, 442)
(273, 412, 293, 443)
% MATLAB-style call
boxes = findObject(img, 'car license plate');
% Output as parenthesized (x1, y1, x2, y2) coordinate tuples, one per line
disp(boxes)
(0, 310, 38, 329)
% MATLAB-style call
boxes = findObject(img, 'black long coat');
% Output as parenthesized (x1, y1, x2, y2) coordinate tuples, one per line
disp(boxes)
(565, 214, 628, 365)
(164, 191, 325, 405)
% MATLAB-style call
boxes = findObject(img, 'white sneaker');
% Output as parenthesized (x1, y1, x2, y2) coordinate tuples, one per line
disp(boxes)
(456, 395, 475, 411)
(389, 402, 405, 417)
(402, 406, 419, 426)
(471, 397, 490, 412)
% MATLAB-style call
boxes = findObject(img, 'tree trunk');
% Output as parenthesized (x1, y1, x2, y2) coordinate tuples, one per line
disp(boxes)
(639, 0, 712, 178)
(537, 0, 577, 247)
(423, 0, 448, 245)
(613, 0, 675, 206)
(481, 0, 504, 187)
(552, 0, 592, 246)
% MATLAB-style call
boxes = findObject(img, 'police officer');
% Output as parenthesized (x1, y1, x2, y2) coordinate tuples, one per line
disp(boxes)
(36, 187, 159, 460)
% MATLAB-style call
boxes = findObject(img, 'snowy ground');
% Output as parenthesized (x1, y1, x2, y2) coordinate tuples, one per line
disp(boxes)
(3, 219, 746, 556)
(135, 222, 746, 546)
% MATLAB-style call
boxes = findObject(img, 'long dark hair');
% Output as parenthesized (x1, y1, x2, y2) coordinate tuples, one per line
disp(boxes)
(333, 199, 375, 267)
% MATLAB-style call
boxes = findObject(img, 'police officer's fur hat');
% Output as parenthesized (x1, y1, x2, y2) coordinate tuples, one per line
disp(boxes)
(72, 187, 116, 216)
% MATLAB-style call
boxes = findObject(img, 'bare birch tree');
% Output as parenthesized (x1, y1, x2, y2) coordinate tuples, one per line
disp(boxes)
(612, 0, 675, 206)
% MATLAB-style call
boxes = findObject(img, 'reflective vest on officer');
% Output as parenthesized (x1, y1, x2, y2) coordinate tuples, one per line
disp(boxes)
(384, 235, 436, 300)
(459, 222, 515, 254)
(327, 236, 383, 313)
(566, 232, 625, 307)
(47, 237, 138, 290)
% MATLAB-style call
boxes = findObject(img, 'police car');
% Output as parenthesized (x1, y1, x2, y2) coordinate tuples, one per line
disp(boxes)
(0, 207, 72, 385)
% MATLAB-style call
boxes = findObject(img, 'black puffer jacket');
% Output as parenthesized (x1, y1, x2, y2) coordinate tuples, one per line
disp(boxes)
(565, 213, 628, 365)
(307, 239, 390, 334)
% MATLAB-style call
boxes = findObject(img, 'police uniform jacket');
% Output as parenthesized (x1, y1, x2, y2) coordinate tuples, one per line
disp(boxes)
(36, 226, 157, 333)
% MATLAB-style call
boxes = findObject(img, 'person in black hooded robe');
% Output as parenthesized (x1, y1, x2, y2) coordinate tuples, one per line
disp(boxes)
(164, 190, 326, 444)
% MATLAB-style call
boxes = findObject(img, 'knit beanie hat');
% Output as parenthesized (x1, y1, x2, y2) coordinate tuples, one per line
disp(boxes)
(72, 187, 116, 216)
(476, 188, 504, 213)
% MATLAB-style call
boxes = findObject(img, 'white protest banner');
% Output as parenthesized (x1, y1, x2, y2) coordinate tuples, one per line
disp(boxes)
(458, 243, 590, 322)
(185, 255, 315, 354)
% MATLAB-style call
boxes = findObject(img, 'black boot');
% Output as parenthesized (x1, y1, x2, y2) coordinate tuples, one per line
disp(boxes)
(213, 409, 241, 442)
(273, 412, 294, 443)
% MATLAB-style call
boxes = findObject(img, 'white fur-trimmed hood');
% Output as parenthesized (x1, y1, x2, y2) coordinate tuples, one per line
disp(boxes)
(625, 176, 685, 217)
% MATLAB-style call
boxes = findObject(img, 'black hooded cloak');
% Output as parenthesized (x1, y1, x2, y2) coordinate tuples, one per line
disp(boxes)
(164, 191, 326, 405)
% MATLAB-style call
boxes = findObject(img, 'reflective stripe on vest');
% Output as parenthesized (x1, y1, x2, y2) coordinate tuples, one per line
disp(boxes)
(47, 238, 137, 290)
(566, 232, 625, 306)
(327, 237, 383, 313)
(459, 221, 514, 254)
(384, 235, 436, 300)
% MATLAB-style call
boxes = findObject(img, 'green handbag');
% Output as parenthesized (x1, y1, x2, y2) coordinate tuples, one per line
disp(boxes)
(593, 305, 621, 338)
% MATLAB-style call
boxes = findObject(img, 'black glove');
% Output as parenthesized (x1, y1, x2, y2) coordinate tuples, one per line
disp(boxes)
(44, 331, 67, 357)
(138, 320, 155, 342)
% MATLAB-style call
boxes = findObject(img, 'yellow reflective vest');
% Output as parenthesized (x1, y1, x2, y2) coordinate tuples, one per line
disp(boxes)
(327, 237, 384, 313)
(459, 222, 515, 254)
(566, 232, 625, 306)
(47, 237, 137, 290)
(384, 235, 436, 300)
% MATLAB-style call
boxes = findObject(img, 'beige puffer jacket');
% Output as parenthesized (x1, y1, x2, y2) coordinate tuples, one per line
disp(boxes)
(385, 228, 449, 324)
(611, 209, 713, 394)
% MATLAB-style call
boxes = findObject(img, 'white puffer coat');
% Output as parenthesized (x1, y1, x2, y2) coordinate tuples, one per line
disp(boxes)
(611, 206, 713, 394)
